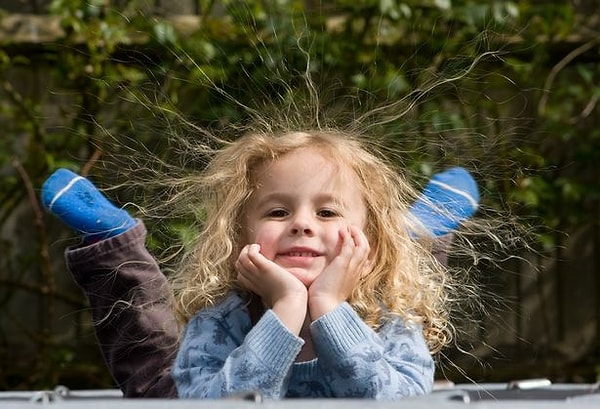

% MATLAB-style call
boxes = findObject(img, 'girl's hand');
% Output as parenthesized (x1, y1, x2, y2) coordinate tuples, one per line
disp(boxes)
(236, 244, 308, 334)
(307, 225, 372, 320)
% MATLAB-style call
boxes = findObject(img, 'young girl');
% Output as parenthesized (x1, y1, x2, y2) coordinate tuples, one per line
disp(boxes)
(41, 136, 478, 399)
(168, 130, 465, 399)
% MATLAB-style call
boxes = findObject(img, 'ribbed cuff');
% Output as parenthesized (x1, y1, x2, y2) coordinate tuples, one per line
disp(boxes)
(310, 302, 372, 357)
(245, 309, 304, 371)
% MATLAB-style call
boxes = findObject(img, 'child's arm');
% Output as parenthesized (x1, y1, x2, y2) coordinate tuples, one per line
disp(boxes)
(42, 169, 178, 398)
(172, 292, 303, 399)
(310, 303, 434, 399)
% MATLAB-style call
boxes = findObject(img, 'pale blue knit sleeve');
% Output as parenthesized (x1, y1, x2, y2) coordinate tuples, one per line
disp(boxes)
(310, 302, 434, 399)
(172, 293, 304, 399)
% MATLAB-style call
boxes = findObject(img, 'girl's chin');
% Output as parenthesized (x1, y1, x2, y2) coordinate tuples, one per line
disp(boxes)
(287, 268, 320, 287)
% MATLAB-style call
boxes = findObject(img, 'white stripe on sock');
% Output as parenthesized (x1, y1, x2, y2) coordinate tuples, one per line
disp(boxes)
(430, 179, 479, 209)
(47, 176, 85, 211)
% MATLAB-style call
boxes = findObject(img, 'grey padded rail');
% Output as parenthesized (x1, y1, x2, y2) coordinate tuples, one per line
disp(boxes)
(1, 380, 599, 409)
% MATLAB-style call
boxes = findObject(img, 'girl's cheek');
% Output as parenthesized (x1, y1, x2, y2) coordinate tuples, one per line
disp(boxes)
(252, 231, 277, 260)
(258, 244, 276, 260)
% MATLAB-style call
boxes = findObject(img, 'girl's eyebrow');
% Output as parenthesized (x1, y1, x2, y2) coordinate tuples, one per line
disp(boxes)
(252, 192, 288, 208)
(255, 191, 344, 207)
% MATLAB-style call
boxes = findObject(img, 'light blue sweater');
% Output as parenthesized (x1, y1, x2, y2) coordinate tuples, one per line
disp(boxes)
(172, 292, 434, 400)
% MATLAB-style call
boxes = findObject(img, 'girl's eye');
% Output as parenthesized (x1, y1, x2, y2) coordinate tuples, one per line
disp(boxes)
(266, 209, 288, 218)
(317, 209, 339, 218)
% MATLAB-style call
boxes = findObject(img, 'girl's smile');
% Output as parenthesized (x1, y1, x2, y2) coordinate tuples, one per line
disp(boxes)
(275, 246, 324, 270)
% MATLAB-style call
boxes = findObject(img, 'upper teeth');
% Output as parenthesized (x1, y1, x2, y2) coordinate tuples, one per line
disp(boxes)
(289, 252, 316, 257)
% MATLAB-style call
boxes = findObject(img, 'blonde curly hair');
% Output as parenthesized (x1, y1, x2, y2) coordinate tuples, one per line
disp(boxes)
(169, 129, 454, 353)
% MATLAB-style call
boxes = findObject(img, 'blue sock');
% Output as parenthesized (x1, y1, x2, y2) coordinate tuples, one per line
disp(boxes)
(41, 168, 136, 241)
(409, 167, 480, 237)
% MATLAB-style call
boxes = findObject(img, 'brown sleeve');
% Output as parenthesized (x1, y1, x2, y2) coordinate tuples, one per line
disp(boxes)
(431, 233, 454, 266)
(65, 221, 178, 398)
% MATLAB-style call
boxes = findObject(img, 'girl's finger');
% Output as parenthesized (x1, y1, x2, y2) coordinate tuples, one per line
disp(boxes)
(337, 226, 356, 259)
(345, 226, 371, 277)
(348, 224, 367, 246)
(245, 243, 264, 265)
(237, 244, 260, 271)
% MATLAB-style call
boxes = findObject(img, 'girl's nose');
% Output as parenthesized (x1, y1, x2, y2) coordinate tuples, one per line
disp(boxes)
(289, 213, 315, 236)
(290, 225, 314, 235)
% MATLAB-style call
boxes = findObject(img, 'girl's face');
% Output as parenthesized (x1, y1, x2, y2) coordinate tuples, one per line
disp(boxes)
(244, 147, 368, 287)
